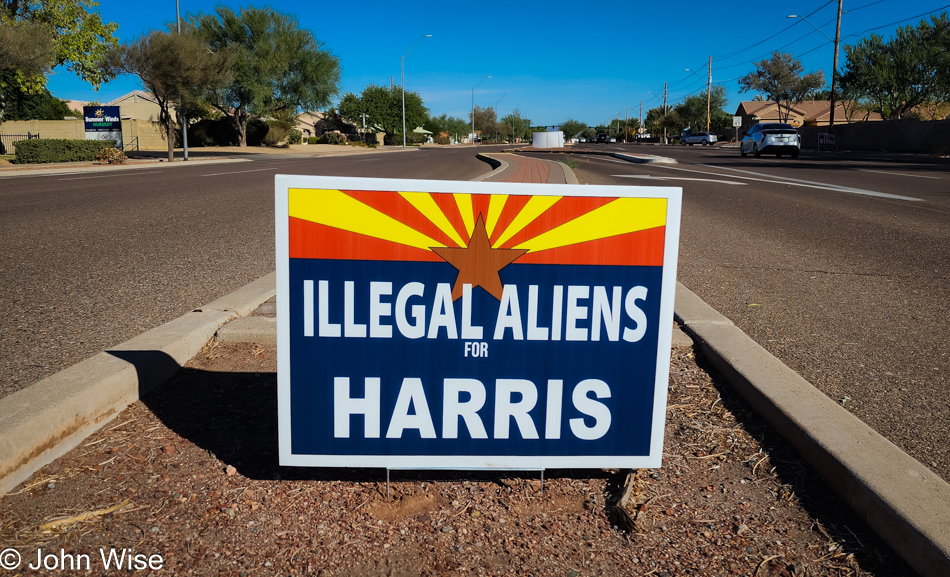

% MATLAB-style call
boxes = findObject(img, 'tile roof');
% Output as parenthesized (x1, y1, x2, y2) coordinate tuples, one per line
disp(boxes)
(105, 90, 159, 106)
(737, 100, 881, 122)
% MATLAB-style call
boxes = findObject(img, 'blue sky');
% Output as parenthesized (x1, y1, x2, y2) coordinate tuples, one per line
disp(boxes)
(46, 0, 949, 127)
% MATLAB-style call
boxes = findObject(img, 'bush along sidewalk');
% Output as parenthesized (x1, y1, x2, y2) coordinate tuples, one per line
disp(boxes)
(14, 139, 117, 164)
(95, 146, 128, 165)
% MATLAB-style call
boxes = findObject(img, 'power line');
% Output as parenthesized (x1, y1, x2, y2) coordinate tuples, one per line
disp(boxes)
(712, 0, 834, 61)
(842, 3, 950, 39)
(709, 3, 950, 75)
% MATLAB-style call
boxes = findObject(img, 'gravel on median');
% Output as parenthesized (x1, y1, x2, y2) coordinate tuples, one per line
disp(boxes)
(0, 339, 913, 576)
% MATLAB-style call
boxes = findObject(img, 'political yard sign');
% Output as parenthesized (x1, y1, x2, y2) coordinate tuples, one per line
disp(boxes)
(276, 176, 682, 470)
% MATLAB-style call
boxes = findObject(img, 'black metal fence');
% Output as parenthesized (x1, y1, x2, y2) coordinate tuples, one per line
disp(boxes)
(0, 132, 40, 155)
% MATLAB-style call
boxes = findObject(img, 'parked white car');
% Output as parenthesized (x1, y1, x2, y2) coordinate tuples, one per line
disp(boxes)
(679, 131, 717, 146)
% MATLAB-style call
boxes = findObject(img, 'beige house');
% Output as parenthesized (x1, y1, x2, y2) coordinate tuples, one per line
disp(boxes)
(66, 91, 178, 123)
(106, 90, 180, 123)
(2, 91, 174, 152)
(296, 111, 330, 139)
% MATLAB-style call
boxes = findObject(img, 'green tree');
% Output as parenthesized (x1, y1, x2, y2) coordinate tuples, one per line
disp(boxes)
(426, 113, 469, 142)
(839, 13, 950, 119)
(644, 107, 682, 140)
(1, 0, 118, 88)
(0, 22, 54, 120)
(674, 85, 730, 132)
(189, 6, 341, 146)
(337, 84, 427, 139)
(559, 118, 587, 140)
(106, 30, 233, 161)
(469, 105, 496, 140)
(0, 67, 72, 119)
(605, 118, 641, 141)
(801, 89, 832, 101)
(0, 22, 54, 77)
(739, 51, 825, 123)
(500, 109, 531, 142)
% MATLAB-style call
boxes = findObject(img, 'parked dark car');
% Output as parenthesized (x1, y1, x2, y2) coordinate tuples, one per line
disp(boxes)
(595, 133, 608, 143)
(740, 123, 800, 158)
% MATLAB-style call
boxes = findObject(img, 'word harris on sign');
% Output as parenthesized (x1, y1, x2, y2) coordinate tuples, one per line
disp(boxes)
(276, 176, 682, 470)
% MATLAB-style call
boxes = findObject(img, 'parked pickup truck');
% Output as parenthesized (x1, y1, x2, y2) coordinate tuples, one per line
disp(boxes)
(679, 131, 717, 146)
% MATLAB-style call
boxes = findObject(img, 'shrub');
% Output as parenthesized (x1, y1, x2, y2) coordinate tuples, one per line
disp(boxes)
(246, 118, 269, 147)
(263, 119, 292, 146)
(307, 136, 319, 144)
(288, 128, 302, 145)
(434, 134, 450, 145)
(190, 118, 238, 146)
(95, 146, 127, 164)
(14, 139, 115, 164)
(319, 132, 347, 145)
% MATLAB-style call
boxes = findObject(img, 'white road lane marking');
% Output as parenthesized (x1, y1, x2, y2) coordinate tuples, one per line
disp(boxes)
(612, 174, 747, 185)
(201, 167, 281, 177)
(685, 164, 923, 201)
(58, 171, 164, 181)
(858, 169, 940, 179)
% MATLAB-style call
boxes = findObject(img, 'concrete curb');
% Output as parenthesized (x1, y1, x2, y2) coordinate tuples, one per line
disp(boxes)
(534, 156, 580, 185)
(674, 282, 950, 577)
(0, 157, 252, 179)
(473, 153, 508, 181)
(0, 273, 277, 497)
(610, 152, 678, 164)
(506, 147, 677, 165)
(217, 317, 277, 346)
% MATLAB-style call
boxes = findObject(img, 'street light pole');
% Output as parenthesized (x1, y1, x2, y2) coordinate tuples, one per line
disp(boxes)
(789, 8, 842, 133)
(402, 35, 431, 149)
(471, 76, 491, 146)
(175, 0, 188, 161)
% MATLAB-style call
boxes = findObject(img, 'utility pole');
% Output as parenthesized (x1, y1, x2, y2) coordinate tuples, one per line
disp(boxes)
(625, 107, 628, 142)
(706, 56, 712, 132)
(830, 0, 843, 133)
(662, 83, 668, 145)
(639, 101, 642, 141)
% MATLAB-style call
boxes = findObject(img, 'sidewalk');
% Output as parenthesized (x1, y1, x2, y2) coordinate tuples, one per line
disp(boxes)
(0, 142, 414, 178)
(476, 152, 576, 184)
(1, 152, 947, 576)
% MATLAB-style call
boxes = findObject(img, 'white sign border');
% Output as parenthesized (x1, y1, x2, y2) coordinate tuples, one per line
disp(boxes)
(275, 175, 682, 470)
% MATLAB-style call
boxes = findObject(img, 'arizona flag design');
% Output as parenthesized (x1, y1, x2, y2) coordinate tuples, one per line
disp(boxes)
(276, 175, 681, 470)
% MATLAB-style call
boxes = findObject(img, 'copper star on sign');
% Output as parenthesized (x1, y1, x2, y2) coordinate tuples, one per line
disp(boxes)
(432, 215, 527, 301)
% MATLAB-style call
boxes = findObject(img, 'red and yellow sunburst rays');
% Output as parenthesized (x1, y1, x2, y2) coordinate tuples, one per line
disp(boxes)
(288, 188, 667, 267)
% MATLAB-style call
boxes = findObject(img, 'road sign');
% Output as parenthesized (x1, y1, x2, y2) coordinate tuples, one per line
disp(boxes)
(276, 176, 682, 470)
(733, 116, 742, 128)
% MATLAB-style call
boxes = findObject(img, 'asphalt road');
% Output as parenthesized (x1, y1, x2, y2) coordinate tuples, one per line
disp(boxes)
(548, 143, 950, 482)
(0, 146, 495, 397)
(5, 142, 949, 484)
